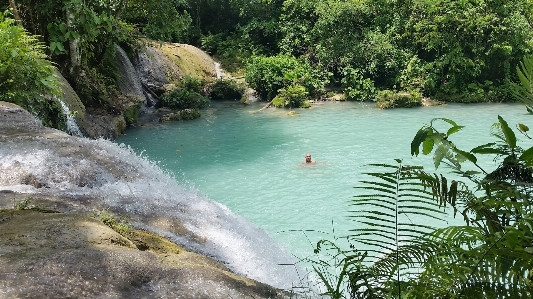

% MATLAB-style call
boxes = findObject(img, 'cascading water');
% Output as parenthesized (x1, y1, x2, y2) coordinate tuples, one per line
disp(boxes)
(214, 62, 225, 80)
(57, 97, 83, 137)
(115, 45, 145, 101)
(0, 104, 308, 292)
(115, 44, 158, 112)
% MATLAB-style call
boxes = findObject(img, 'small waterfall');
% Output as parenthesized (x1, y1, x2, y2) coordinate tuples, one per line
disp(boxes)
(214, 62, 225, 80)
(57, 98, 83, 137)
(114, 45, 154, 109)
(115, 45, 145, 99)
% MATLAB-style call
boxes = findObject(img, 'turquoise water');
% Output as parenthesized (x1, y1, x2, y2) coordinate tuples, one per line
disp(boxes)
(117, 101, 532, 264)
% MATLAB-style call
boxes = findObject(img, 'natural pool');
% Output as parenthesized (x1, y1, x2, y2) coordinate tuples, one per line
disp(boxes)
(117, 100, 532, 274)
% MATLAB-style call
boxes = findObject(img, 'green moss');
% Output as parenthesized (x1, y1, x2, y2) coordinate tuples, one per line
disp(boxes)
(127, 229, 184, 254)
(161, 43, 216, 83)
(375, 90, 422, 109)
(92, 209, 132, 237)
(123, 103, 141, 126)
(160, 109, 201, 122)
(92, 209, 184, 254)
(114, 116, 127, 135)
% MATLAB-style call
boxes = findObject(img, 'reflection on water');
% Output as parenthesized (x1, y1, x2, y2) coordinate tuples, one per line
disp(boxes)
(118, 101, 532, 268)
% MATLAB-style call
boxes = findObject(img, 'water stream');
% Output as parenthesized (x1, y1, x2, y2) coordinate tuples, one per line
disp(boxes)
(214, 62, 225, 80)
(57, 98, 83, 137)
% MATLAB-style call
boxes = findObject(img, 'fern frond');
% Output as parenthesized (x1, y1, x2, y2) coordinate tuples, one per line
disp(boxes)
(344, 161, 450, 297)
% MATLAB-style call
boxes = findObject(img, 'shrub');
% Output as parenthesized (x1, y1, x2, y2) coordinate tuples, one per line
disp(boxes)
(396, 56, 433, 93)
(0, 12, 63, 128)
(341, 67, 377, 101)
(161, 89, 209, 110)
(375, 90, 422, 109)
(272, 84, 310, 108)
(161, 75, 210, 109)
(123, 103, 141, 126)
(245, 54, 326, 101)
(160, 109, 201, 122)
(200, 32, 225, 55)
(208, 79, 245, 100)
(180, 75, 205, 94)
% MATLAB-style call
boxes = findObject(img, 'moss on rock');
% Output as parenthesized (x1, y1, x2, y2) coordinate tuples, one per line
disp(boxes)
(159, 109, 201, 122)
(375, 90, 423, 109)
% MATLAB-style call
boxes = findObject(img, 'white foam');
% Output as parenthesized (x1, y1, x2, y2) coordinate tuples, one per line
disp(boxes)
(57, 98, 83, 137)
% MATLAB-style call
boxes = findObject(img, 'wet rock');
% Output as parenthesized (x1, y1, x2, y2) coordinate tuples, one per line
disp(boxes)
(0, 210, 285, 299)
(55, 71, 88, 134)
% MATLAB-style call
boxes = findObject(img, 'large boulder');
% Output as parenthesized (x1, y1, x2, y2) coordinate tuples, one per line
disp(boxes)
(82, 110, 127, 140)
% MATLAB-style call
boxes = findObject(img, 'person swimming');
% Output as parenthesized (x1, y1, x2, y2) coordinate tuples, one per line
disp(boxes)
(299, 153, 329, 167)
(300, 153, 316, 165)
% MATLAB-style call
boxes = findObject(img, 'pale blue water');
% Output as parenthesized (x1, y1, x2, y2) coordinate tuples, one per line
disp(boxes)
(117, 101, 532, 265)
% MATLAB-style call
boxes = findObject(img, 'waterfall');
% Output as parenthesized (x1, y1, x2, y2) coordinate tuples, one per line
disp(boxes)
(214, 62, 225, 80)
(57, 98, 83, 137)
(115, 45, 144, 99)
(114, 45, 153, 108)
(0, 112, 306, 291)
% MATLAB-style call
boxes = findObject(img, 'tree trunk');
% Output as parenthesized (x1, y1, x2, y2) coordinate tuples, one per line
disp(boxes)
(66, 8, 81, 75)
(8, 0, 22, 24)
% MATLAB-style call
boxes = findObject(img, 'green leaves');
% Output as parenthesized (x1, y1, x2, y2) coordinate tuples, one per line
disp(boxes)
(518, 146, 533, 165)
(411, 118, 472, 170)
(316, 105, 533, 298)
(244, 54, 326, 101)
(511, 54, 533, 113)
(497, 115, 517, 149)
(411, 115, 528, 176)
(0, 12, 64, 129)
(470, 143, 505, 155)
(411, 127, 431, 156)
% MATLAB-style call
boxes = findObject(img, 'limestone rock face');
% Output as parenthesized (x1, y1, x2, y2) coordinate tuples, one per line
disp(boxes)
(0, 210, 284, 299)
(0, 101, 64, 141)
(133, 43, 218, 95)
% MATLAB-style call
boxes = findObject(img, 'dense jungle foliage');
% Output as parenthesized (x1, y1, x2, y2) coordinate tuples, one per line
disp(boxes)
(3, 0, 533, 118)
(2, 2, 533, 297)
